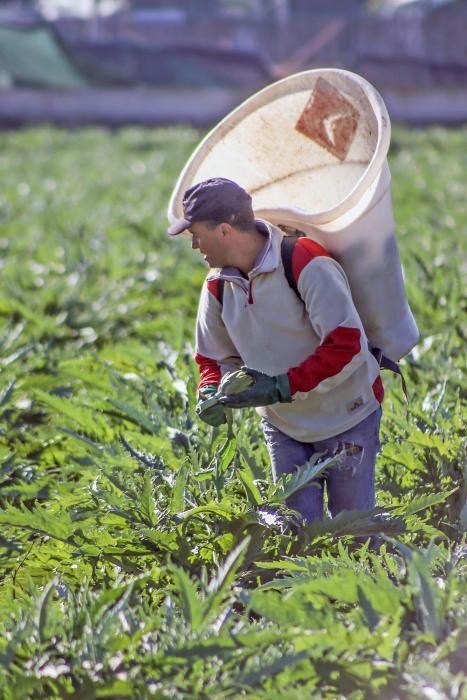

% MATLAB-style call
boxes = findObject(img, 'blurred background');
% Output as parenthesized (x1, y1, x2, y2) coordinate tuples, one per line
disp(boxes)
(0, 0, 466, 128)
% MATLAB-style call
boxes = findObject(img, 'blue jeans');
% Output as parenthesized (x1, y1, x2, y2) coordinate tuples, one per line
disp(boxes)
(262, 408, 382, 523)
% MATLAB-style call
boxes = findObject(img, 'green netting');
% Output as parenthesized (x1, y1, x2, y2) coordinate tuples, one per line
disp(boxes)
(150, 53, 235, 87)
(0, 26, 88, 89)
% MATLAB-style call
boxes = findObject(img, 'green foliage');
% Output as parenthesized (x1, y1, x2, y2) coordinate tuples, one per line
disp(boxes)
(0, 125, 465, 698)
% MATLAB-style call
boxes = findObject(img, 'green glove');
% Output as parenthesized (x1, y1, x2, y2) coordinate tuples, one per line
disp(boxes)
(218, 367, 292, 408)
(196, 384, 227, 427)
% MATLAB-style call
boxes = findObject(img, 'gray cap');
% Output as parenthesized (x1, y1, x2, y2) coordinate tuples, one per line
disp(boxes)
(168, 177, 252, 236)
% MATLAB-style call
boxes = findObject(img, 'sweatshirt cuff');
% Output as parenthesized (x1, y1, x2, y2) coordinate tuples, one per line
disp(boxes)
(277, 373, 292, 403)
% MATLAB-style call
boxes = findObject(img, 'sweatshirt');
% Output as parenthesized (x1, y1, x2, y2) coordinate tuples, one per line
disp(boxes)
(195, 220, 383, 442)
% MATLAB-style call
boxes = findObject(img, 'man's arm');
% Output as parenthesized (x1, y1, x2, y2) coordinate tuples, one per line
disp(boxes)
(195, 278, 242, 391)
(220, 250, 381, 409)
(287, 255, 369, 398)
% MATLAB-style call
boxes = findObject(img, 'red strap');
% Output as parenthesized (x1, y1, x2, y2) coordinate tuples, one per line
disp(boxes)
(372, 376, 384, 403)
(291, 237, 331, 283)
(207, 278, 224, 304)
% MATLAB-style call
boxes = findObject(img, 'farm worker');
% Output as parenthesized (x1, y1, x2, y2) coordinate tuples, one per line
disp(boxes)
(168, 177, 384, 524)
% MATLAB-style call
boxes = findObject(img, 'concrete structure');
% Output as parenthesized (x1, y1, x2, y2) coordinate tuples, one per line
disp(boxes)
(0, 2, 466, 126)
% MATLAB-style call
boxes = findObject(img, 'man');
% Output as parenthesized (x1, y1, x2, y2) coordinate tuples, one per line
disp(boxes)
(168, 177, 383, 524)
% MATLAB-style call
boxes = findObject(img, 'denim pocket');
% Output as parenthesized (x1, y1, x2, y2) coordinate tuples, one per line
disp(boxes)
(333, 441, 364, 476)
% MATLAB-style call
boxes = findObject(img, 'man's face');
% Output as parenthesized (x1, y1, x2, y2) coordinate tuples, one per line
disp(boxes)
(188, 221, 229, 268)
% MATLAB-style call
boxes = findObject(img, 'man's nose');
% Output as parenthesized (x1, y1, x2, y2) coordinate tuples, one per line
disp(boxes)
(191, 237, 199, 250)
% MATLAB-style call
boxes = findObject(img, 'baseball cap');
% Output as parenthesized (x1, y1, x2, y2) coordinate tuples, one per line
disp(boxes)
(167, 177, 253, 236)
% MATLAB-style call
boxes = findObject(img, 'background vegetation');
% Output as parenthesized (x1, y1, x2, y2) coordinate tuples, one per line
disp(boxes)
(0, 125, 465, 698)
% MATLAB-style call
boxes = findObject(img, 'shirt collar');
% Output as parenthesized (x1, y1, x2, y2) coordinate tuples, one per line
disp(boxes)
(250, 220, 270, 273)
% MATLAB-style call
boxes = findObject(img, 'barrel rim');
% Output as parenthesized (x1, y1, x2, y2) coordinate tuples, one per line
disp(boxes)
(167, 68, 391, 227)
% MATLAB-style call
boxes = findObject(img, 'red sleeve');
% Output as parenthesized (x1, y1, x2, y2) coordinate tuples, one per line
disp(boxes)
(196, 279, 223, 389)
(288, 327, 362, 396)
(286, 243, 367, 397)
(195, 352, 221, 390)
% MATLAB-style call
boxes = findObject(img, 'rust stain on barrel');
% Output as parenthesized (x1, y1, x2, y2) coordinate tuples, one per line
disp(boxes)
(295, 77, 359, 161)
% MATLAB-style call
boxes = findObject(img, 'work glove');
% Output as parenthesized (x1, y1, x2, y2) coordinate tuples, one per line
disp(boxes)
(218, 367, 292, 408)
(196, 384, 227, 427)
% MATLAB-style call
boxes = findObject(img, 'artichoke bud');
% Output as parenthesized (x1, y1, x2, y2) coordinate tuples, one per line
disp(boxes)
(220, 370, 255, 395)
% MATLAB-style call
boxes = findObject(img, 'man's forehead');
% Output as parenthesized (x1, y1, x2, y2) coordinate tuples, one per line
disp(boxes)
(189, 221, 217, 235)
(186, 222, 205, 236)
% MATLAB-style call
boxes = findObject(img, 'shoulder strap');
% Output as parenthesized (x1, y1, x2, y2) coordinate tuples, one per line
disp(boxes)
(280, 234, 303, 302)
(217, 279, 225, 305)
(207, 277, 225, 305)
(371, 347, 409, 403)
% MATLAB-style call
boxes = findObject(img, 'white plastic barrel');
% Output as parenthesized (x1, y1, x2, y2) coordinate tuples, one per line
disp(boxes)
(168, 68, 419, 362)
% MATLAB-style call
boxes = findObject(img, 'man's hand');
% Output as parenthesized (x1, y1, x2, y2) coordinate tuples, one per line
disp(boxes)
(196, 384, 227, 427)
(218, 367, 292, 408)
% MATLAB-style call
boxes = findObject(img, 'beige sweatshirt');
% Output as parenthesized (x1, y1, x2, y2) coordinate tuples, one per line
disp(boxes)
(195, 220, 383, 442)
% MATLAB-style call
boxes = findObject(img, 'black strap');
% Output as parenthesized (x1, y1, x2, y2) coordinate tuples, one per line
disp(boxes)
(217, 278, 225, 305)
(281, 234, 305, 302)
(371, 347, 409, 403)
(280, 235, 301, 300)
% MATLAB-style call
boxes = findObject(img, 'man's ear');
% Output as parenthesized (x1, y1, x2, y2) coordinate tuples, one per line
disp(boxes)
(219, 223, 231, 237)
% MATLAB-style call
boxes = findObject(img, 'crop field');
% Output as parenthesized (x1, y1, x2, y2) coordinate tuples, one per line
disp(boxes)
(0, 125, 465, 699)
